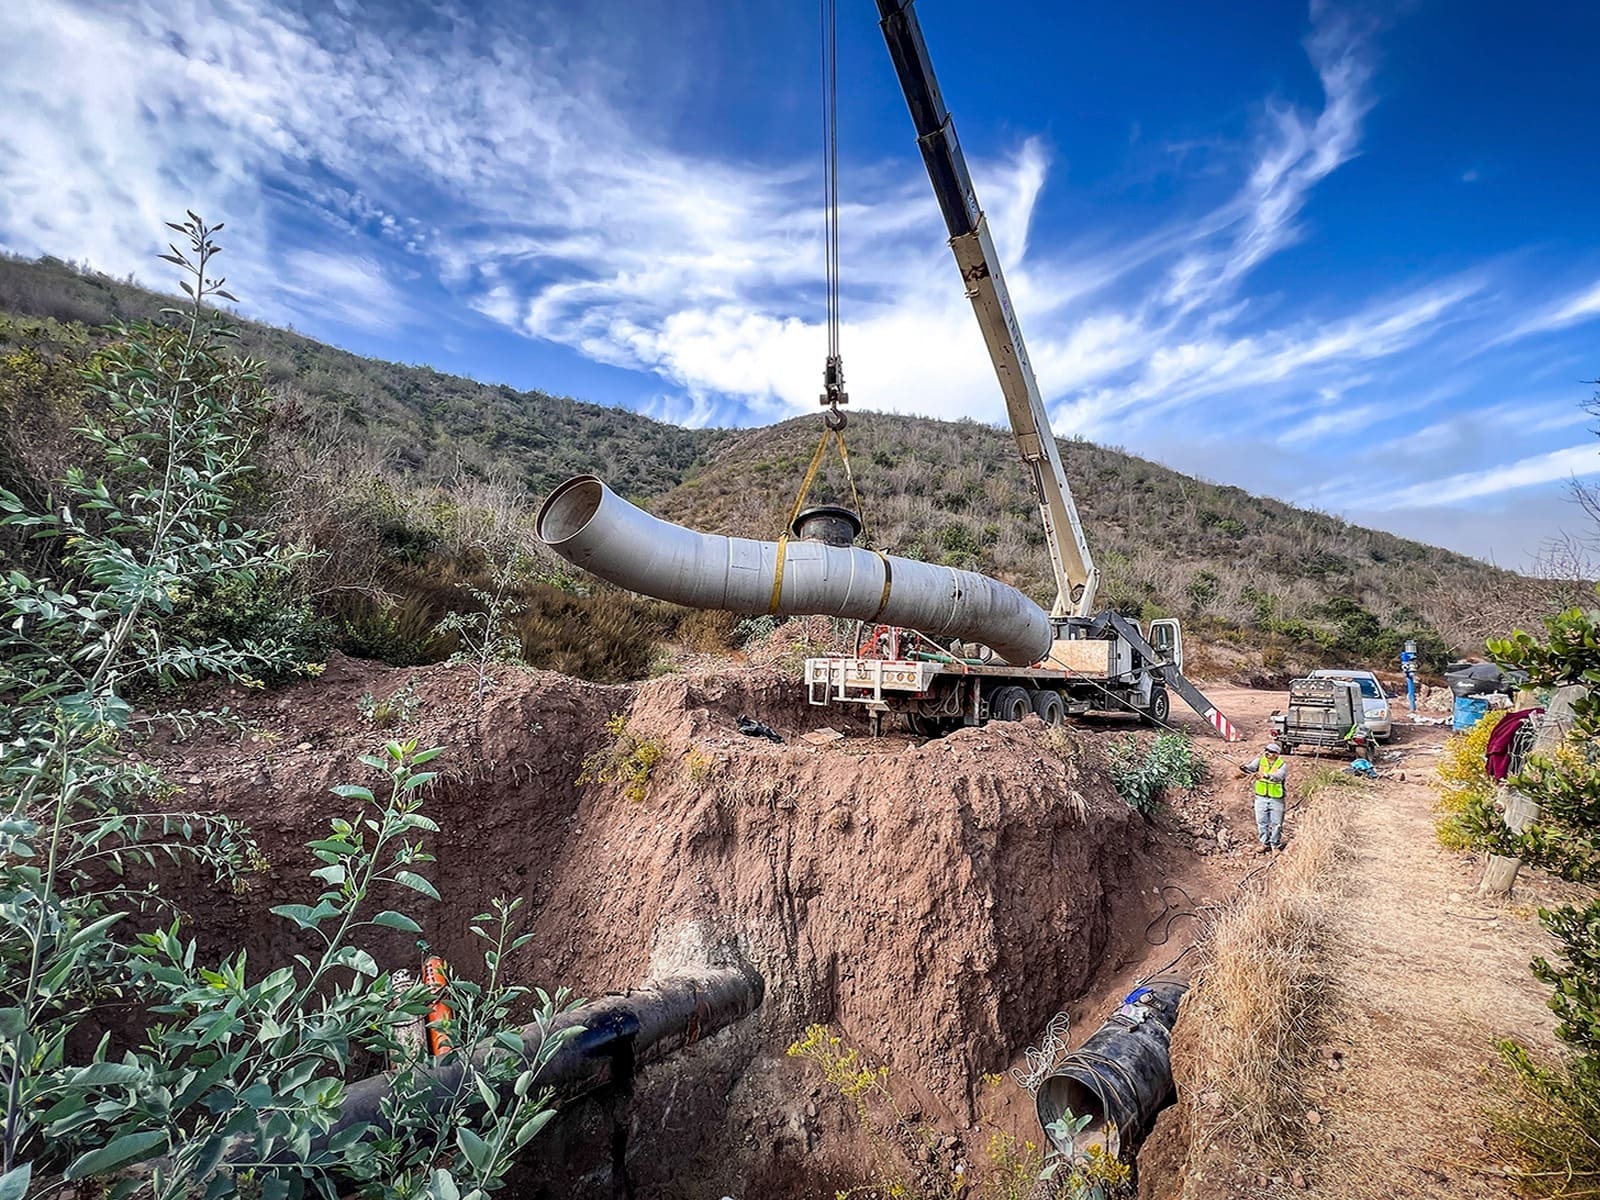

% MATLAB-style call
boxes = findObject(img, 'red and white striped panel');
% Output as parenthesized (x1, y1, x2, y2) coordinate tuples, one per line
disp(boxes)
(1204, 708, 1242, 742)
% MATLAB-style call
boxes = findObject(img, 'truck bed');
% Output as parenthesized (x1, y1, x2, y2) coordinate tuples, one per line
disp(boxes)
(806, 655, 1083, 703)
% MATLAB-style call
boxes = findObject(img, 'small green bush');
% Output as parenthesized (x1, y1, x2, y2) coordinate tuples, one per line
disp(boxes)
(336, 592, 455, 665)
(1433, 711, 1507, 851)
(1107, 733, 1208, 814)
(1490, 1042, 1600, 1197)
(733, 614, 778, 647)
(162, 570, 333, 681)
(516, 585, 672, 682)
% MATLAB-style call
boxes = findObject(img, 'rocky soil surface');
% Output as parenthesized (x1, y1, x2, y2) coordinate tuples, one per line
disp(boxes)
(142, 655, 1256, 1197)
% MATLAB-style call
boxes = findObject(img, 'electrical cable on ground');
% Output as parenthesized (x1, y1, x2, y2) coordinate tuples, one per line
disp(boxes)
(1134, 943, 1197, 989)
(1010, 1011, 1072, 1094)
(1144, 884, 1210, 947)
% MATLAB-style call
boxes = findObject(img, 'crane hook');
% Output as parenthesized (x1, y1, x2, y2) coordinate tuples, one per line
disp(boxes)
(820, 351, 848, 428)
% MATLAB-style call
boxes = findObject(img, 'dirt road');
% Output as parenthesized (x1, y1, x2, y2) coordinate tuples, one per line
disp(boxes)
(1289, 725, 1565, 1199)
(1139, 687, 1571, 1198)
(1190, 700, 1561, 1196)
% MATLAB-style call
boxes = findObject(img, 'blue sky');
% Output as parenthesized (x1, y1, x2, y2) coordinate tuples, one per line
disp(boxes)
(2, 0, 1598, 567)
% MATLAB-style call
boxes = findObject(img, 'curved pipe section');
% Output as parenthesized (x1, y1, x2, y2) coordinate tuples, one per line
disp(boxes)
(537, 474, 1051, 666)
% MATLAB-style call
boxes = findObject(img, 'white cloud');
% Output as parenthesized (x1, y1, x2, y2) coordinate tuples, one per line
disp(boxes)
(1498, 279, 1600, 343)
(0, 0, 1416, 432)
(272, 249, 409, 334)
(1347, 443, 1600, 510)
(1158, 9, 1373, 314)
(0, 0, 1594, 570)
(1281, 401, 1389, 444)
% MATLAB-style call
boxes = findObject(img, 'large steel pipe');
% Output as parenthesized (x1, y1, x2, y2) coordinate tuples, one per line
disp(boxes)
(1035, 979, 1188, 1159)
(537, 474, 1051, 666)
(325, 966, 763, 1142)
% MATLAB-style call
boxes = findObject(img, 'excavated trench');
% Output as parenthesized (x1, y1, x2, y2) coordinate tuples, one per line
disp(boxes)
(145, 653, 1218, 1197)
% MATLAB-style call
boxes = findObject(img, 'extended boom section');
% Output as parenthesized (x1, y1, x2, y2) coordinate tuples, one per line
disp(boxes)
(878, 0, 1099, 620)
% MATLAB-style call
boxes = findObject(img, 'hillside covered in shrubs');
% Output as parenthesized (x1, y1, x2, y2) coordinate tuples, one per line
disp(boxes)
(0, 252, 1550, 683)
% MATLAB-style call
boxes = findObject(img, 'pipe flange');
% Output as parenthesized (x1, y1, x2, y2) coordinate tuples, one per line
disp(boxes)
(792, 504, 863, 547)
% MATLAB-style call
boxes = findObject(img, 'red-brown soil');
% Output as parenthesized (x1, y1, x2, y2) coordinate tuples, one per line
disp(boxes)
(141, 655, 1260, 1197)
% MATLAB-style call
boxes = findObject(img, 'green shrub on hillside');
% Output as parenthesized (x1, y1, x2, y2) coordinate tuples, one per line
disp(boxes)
(338, 592, 457, 666)
(516, 585, 674, 681)
(0, 218, 575, 1196)
(162, 570, 333, 681)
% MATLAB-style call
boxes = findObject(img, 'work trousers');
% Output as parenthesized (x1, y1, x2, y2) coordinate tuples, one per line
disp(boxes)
(1254, 795, 1285, 847)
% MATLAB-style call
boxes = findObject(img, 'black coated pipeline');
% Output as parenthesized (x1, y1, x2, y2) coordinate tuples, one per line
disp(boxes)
(322, 966, 763, 1146)
(1034, 978, 1188, 1159)
(605, 1032, 637, 1200)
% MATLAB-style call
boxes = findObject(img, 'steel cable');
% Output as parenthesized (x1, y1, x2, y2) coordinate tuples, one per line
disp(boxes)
(817, 0, 845, 420)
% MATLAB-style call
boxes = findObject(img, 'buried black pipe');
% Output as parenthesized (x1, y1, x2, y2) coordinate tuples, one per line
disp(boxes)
(1034, 978, 1188, 1159)
(324, 966, 763, 1144)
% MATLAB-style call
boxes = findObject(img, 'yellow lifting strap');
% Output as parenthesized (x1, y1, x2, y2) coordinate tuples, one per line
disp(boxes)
(767, 425, 872, 614)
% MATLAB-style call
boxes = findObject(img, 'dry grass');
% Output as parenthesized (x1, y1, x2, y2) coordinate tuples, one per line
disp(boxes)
(1177, 766, 1359, 1162)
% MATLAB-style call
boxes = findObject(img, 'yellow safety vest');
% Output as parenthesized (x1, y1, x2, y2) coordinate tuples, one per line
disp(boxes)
(1254, 757, 1286, 800)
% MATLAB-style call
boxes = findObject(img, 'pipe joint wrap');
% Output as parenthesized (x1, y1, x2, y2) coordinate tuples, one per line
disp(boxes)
(537, 475, 1051, 666)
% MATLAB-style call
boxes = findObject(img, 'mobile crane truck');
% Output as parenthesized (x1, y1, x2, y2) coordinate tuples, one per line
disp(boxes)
(803, 0, 1241, 742)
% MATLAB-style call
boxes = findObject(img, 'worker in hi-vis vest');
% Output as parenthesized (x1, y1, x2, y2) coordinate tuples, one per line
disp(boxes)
(1240, 741, 1288, 852)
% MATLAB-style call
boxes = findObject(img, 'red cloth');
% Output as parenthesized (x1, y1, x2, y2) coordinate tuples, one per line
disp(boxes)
(1486, 707, 1542, 781)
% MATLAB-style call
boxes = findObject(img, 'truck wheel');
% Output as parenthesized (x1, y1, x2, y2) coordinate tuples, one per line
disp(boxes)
(1146, 687, 1170, 726)
(1030, 689, 1065, 726)
(989, 685, 1031, 723)
(907, 712, 962, 738)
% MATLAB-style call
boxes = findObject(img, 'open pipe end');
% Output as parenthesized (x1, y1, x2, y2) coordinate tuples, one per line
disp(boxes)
(537, 475, 606, 547)
(1036, 1073, 1121, 1159)
(792, 504, 862, 547)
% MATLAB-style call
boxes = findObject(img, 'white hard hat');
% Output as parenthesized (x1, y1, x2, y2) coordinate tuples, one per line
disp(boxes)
(1265, 741, 1282, 753)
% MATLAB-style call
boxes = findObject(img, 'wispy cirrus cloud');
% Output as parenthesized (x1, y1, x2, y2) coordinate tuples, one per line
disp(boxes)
(1497, 278, 1600, 344)
(2, 0, 1599, 563)
(1157, 8, 1374, 314)
(1358, 443, 1600, 510)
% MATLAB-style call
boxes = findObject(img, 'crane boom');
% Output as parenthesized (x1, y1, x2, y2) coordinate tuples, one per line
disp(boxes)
(876, 0, 1099, 620)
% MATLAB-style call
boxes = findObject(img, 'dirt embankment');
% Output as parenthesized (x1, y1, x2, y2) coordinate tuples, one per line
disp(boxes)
(144, 654, 1188, 1195)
